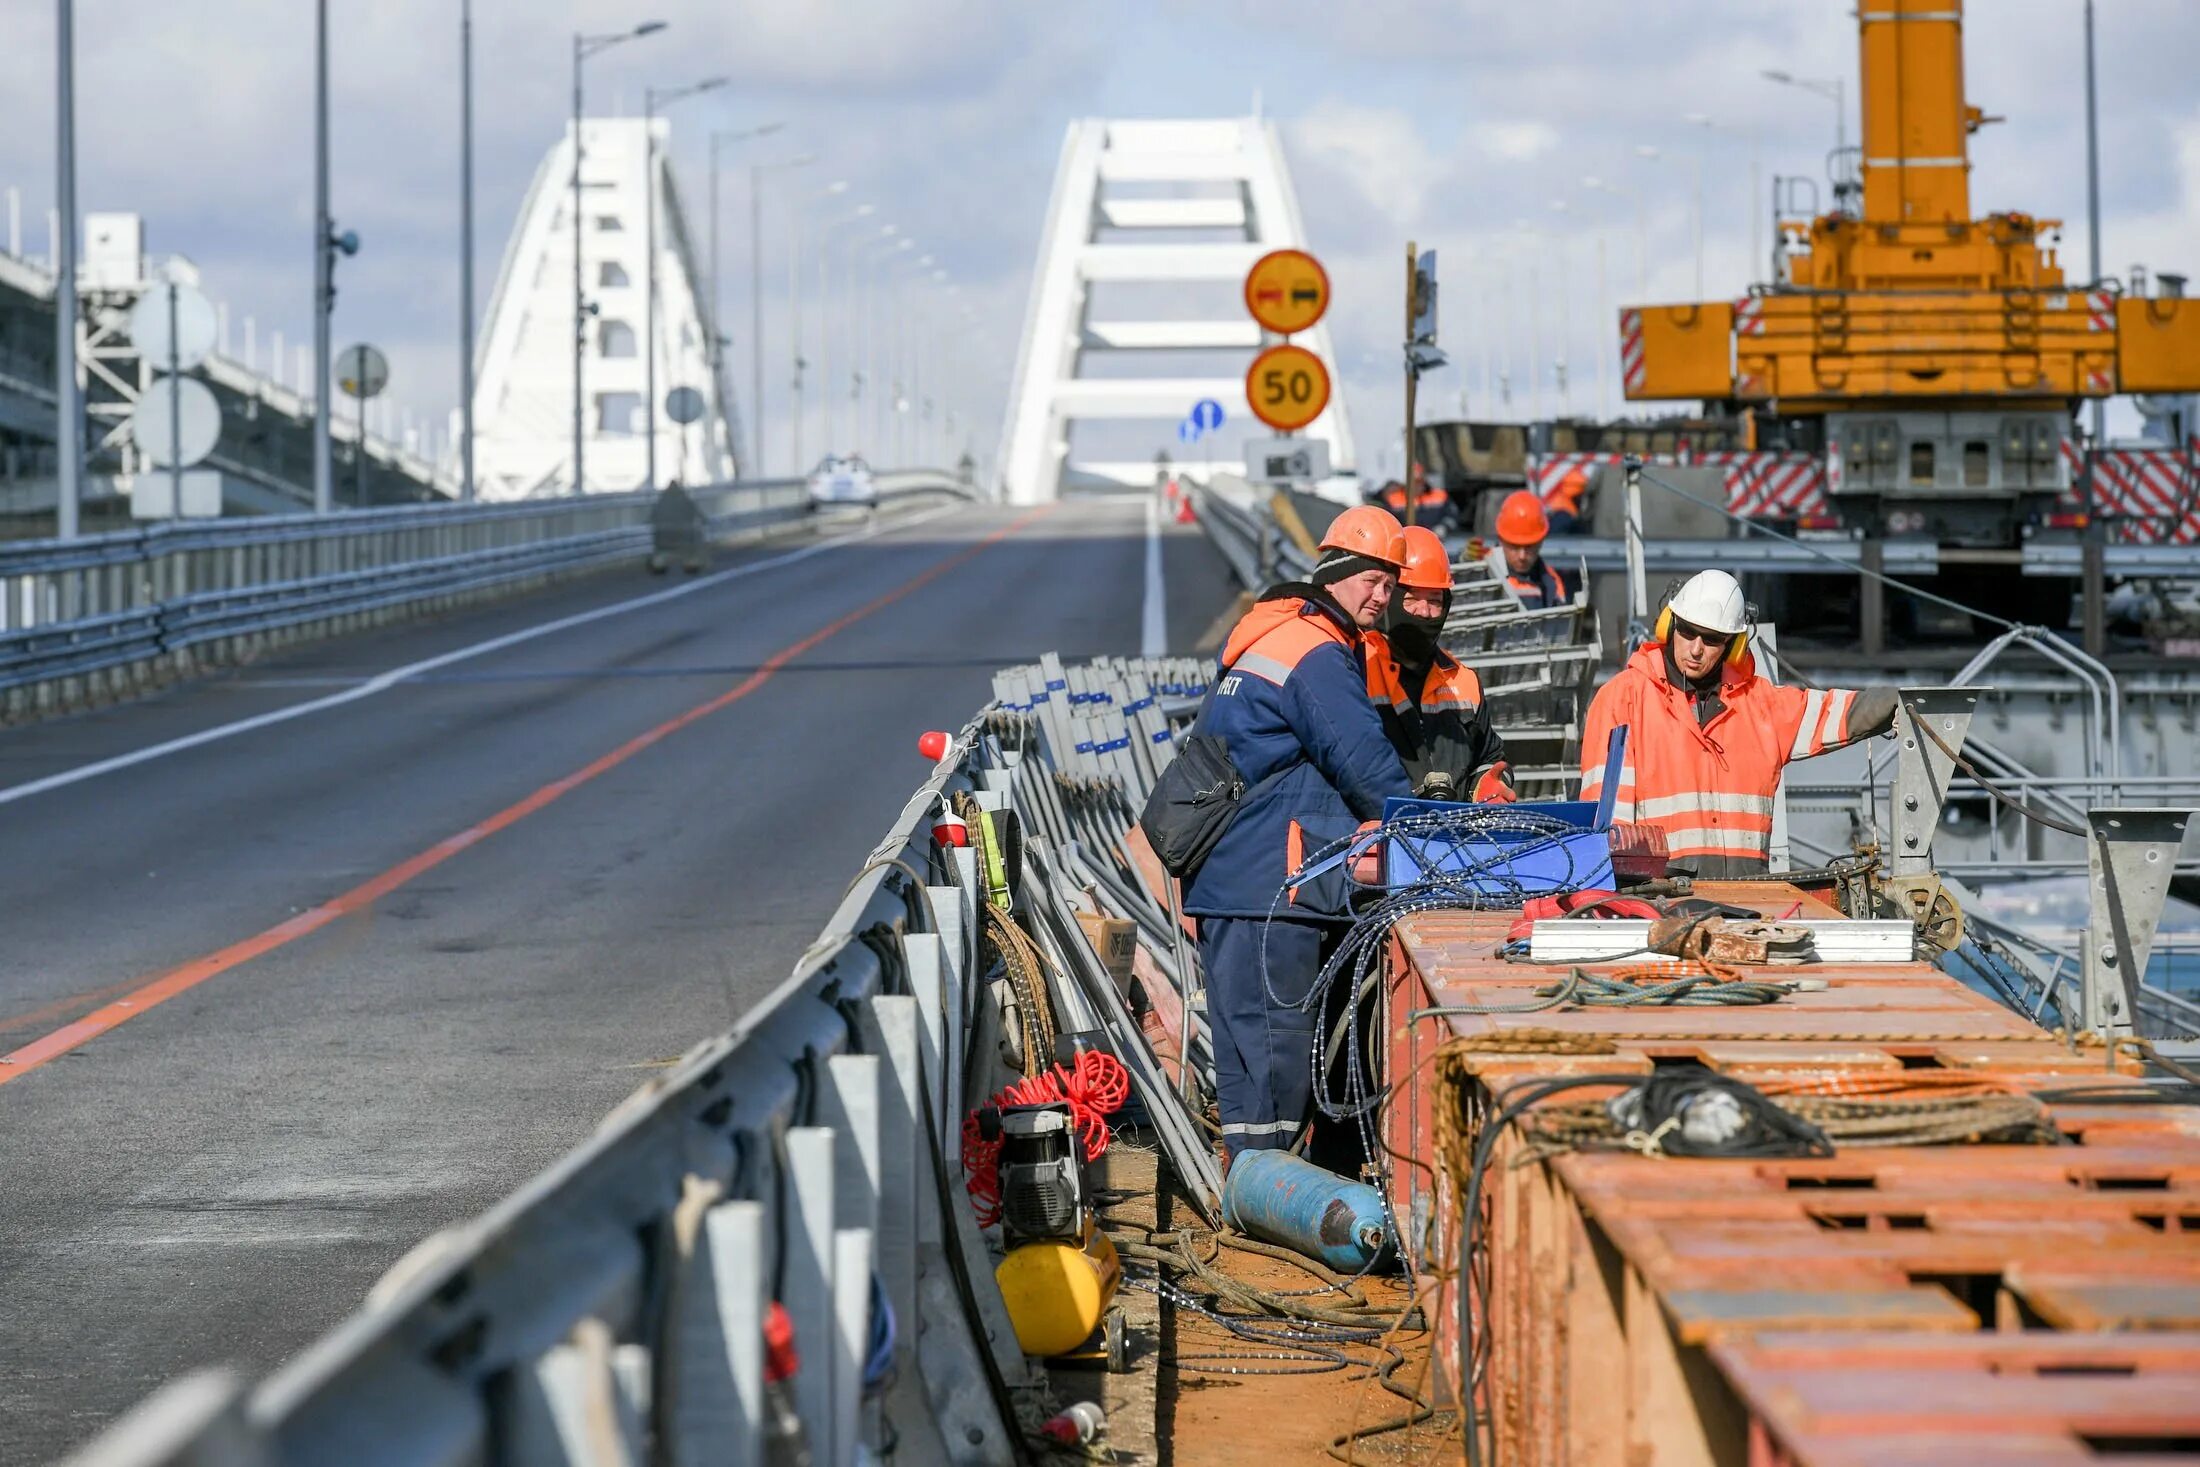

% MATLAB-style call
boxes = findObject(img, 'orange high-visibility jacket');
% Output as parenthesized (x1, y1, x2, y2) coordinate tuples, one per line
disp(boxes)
(1579, 643, 1872, 878)
(1363, 630, 1510, 797)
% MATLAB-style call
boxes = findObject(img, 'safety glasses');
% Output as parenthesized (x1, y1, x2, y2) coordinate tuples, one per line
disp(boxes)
(1668, 616, 1726, 647)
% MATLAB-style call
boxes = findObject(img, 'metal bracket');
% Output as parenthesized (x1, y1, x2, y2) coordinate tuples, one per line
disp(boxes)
(2080, 808, 2191, 1037)
(1891, 688, 1978, 877)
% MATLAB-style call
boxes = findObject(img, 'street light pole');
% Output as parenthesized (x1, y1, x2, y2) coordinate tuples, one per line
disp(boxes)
(1581, 175, 1647, 298)
(313, 0, 333, 514)
(459, 0, 475, 501)
(640, 76, 725, 498)
(572, 23, 668, 499)
(2084, 0, 2106, 448)
(750, 156, 830, 474)
(708, 124, 781, 478)
(54, 0, 80, 538)
(1762, 70, 1848, 206)
(1634, 146, 1702, 300)
(815, 204, 874, 454)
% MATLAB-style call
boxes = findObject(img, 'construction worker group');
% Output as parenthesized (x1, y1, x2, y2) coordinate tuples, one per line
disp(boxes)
(1155, 494, 1896, 1171)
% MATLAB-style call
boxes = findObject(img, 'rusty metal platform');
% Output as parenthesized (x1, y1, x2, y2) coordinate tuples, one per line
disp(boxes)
(1381, 880, 2200, 1467)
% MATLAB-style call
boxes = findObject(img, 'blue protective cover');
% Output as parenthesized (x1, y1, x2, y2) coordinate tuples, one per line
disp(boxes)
(1379, 725, 1626, 895)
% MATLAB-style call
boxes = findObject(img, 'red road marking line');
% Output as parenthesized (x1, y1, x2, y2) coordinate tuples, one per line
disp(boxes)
(0, 505, 1054, 1088)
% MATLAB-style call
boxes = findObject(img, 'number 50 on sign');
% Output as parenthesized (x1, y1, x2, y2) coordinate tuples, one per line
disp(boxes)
(1245, 344, 1331, 432)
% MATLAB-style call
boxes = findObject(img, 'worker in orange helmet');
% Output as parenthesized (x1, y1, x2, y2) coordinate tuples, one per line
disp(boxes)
(1363, 525, 1514, 801)
(1176, 503, 1413, 1163)
(1492, 490, 1572, 610)
(1580, 569, 1897, 879)
(1541, 464, 1588, 535)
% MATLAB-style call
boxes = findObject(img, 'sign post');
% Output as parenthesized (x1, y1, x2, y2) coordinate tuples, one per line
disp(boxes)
(335, 343, 390, 509)
(1402, 243, 1446, 526)
(128, 280, 220, 518)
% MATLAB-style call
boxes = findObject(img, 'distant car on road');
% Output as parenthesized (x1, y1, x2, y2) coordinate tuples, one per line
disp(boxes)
(807, 455, 877, 511)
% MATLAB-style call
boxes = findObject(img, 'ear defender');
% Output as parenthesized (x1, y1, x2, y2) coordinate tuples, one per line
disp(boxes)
(1653, 606, 1673, 641)
(1725, 631, 1750, 665)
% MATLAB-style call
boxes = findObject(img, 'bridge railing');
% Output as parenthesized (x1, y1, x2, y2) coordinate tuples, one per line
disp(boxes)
(0, 471, 969, 718)
(61, 657, 1201, 1467)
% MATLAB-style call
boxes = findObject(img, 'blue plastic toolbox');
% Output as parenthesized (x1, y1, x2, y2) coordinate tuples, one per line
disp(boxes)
(1379, 726, 1626, 896)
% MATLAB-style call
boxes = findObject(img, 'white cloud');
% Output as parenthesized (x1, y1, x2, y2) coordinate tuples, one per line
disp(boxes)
(1467, 121, 1559, 163)
(0, 0, 2194, 483)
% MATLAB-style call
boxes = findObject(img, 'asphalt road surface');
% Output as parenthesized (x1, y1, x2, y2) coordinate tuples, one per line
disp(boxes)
(0, 497, 1240, 1462)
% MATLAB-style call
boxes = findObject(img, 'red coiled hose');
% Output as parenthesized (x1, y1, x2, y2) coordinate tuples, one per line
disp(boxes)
(961, 1050, 1130, 1227)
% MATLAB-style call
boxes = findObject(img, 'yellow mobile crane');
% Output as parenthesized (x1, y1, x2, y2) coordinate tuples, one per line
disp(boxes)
(1626, 0, 2200, 557)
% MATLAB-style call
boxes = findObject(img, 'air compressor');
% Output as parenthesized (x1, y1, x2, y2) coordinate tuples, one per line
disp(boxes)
(984, 1101, 1122, 1359)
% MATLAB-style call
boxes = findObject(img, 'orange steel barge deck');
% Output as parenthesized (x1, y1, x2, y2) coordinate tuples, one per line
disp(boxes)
(1380, 881, 2200, 1466)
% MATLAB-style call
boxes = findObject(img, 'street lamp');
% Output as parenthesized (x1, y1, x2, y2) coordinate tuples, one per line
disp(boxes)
(1762, 69, 1848, 207)
(746, 153, 815, 475)
(1581, 174, 1648, 299)
(1556, 197, 1615, 419)
(1683, 110, 1764, 284)
(1635, 144, 1703, 300)
(709, 122, 782, 475)
(642, 74, 728, 494)
(572, 20, 666, 498)
(55, 0, 80, 536)
(853, 227, 902, 455)
(459, 0, 476, 501)
(815, 202, 874, 454)
(787, 180, 847, 472)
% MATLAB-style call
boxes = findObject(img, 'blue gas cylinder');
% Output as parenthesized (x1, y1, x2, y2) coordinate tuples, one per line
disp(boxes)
(1221, 1149, 1392, 1273)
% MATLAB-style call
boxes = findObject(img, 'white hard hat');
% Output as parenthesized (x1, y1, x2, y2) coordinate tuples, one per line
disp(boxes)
(1666, 569, 1748, 637)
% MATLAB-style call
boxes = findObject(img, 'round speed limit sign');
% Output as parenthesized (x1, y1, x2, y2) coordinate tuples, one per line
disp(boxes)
(1245, 344, 1331, 432)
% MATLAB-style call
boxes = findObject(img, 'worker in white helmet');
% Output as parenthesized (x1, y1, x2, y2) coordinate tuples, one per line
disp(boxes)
(1579, 570, 1898, 879)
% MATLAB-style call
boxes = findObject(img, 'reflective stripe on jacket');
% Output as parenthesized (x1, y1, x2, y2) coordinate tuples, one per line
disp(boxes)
(1578, 643, 1865, 878)
(1504, 558, 1571, 610)
(1180, 588, 1411, 920)
(1362, 629, 1507, 793)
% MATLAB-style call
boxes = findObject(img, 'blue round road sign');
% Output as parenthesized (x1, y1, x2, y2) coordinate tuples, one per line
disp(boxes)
(1190, 398, 1225, 433)
(1177, 418, 1202, 444)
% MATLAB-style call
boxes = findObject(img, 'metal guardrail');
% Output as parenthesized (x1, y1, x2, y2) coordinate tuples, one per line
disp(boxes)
(66, 704, 1039, 1467)
(1189, 476, 1313, 589)
(2022, 541, 2200, 576)
(1189, 475, 1950, 580)
(63, 649, 1231, 1467)
(0, 472, 968, 717)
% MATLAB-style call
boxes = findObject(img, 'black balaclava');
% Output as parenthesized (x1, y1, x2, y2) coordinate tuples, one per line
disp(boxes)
(1311, 549, 1389, 587)
(1385, 587, 1451, 692)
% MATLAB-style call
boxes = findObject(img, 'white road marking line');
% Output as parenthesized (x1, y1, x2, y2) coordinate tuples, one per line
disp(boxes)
(1142, 494, 1167, 657)
(0, 503, 965, 809)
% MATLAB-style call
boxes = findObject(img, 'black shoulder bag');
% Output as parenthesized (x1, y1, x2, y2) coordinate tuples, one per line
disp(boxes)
(1138, 673, 1248, 878)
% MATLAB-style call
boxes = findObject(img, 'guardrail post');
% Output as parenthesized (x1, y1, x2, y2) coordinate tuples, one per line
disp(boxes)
(854, 996, 922, 1362)
(902, 932, 949, 1177)
(821, 1054, 881, 1242)
(663, 1198, 768, 1466)
(782, 1126, 838, 1455)
(927, 886, 969, 1163)
(507, 1317, 646, 1464)
(832, 1225, 874, 1466)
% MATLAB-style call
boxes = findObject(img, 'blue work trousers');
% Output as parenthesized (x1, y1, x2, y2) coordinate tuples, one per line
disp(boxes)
(1198, 915, 1336, 1160)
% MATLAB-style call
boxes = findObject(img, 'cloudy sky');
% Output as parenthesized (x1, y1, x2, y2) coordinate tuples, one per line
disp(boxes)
(4, 0, 2195, 481)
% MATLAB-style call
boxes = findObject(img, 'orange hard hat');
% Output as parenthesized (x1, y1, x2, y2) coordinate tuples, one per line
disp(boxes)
(1495, 490, 1549, 546)
(1397, 525, 1452, 591)
(1319, 504, 1407, 567)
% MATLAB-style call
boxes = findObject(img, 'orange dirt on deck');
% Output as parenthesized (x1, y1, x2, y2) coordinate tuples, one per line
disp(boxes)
(1161, 1262, 1450, 1466)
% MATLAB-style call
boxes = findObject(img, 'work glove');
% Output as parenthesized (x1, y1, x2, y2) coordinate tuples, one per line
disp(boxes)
(1473, 764, 1518, 803)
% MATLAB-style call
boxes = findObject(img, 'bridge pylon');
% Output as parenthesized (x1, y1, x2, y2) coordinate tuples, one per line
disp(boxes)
(995, 118, 1355, 505)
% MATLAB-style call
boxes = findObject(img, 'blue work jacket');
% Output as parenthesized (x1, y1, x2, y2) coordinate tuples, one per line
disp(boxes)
(1181, 586, 1411, 921)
